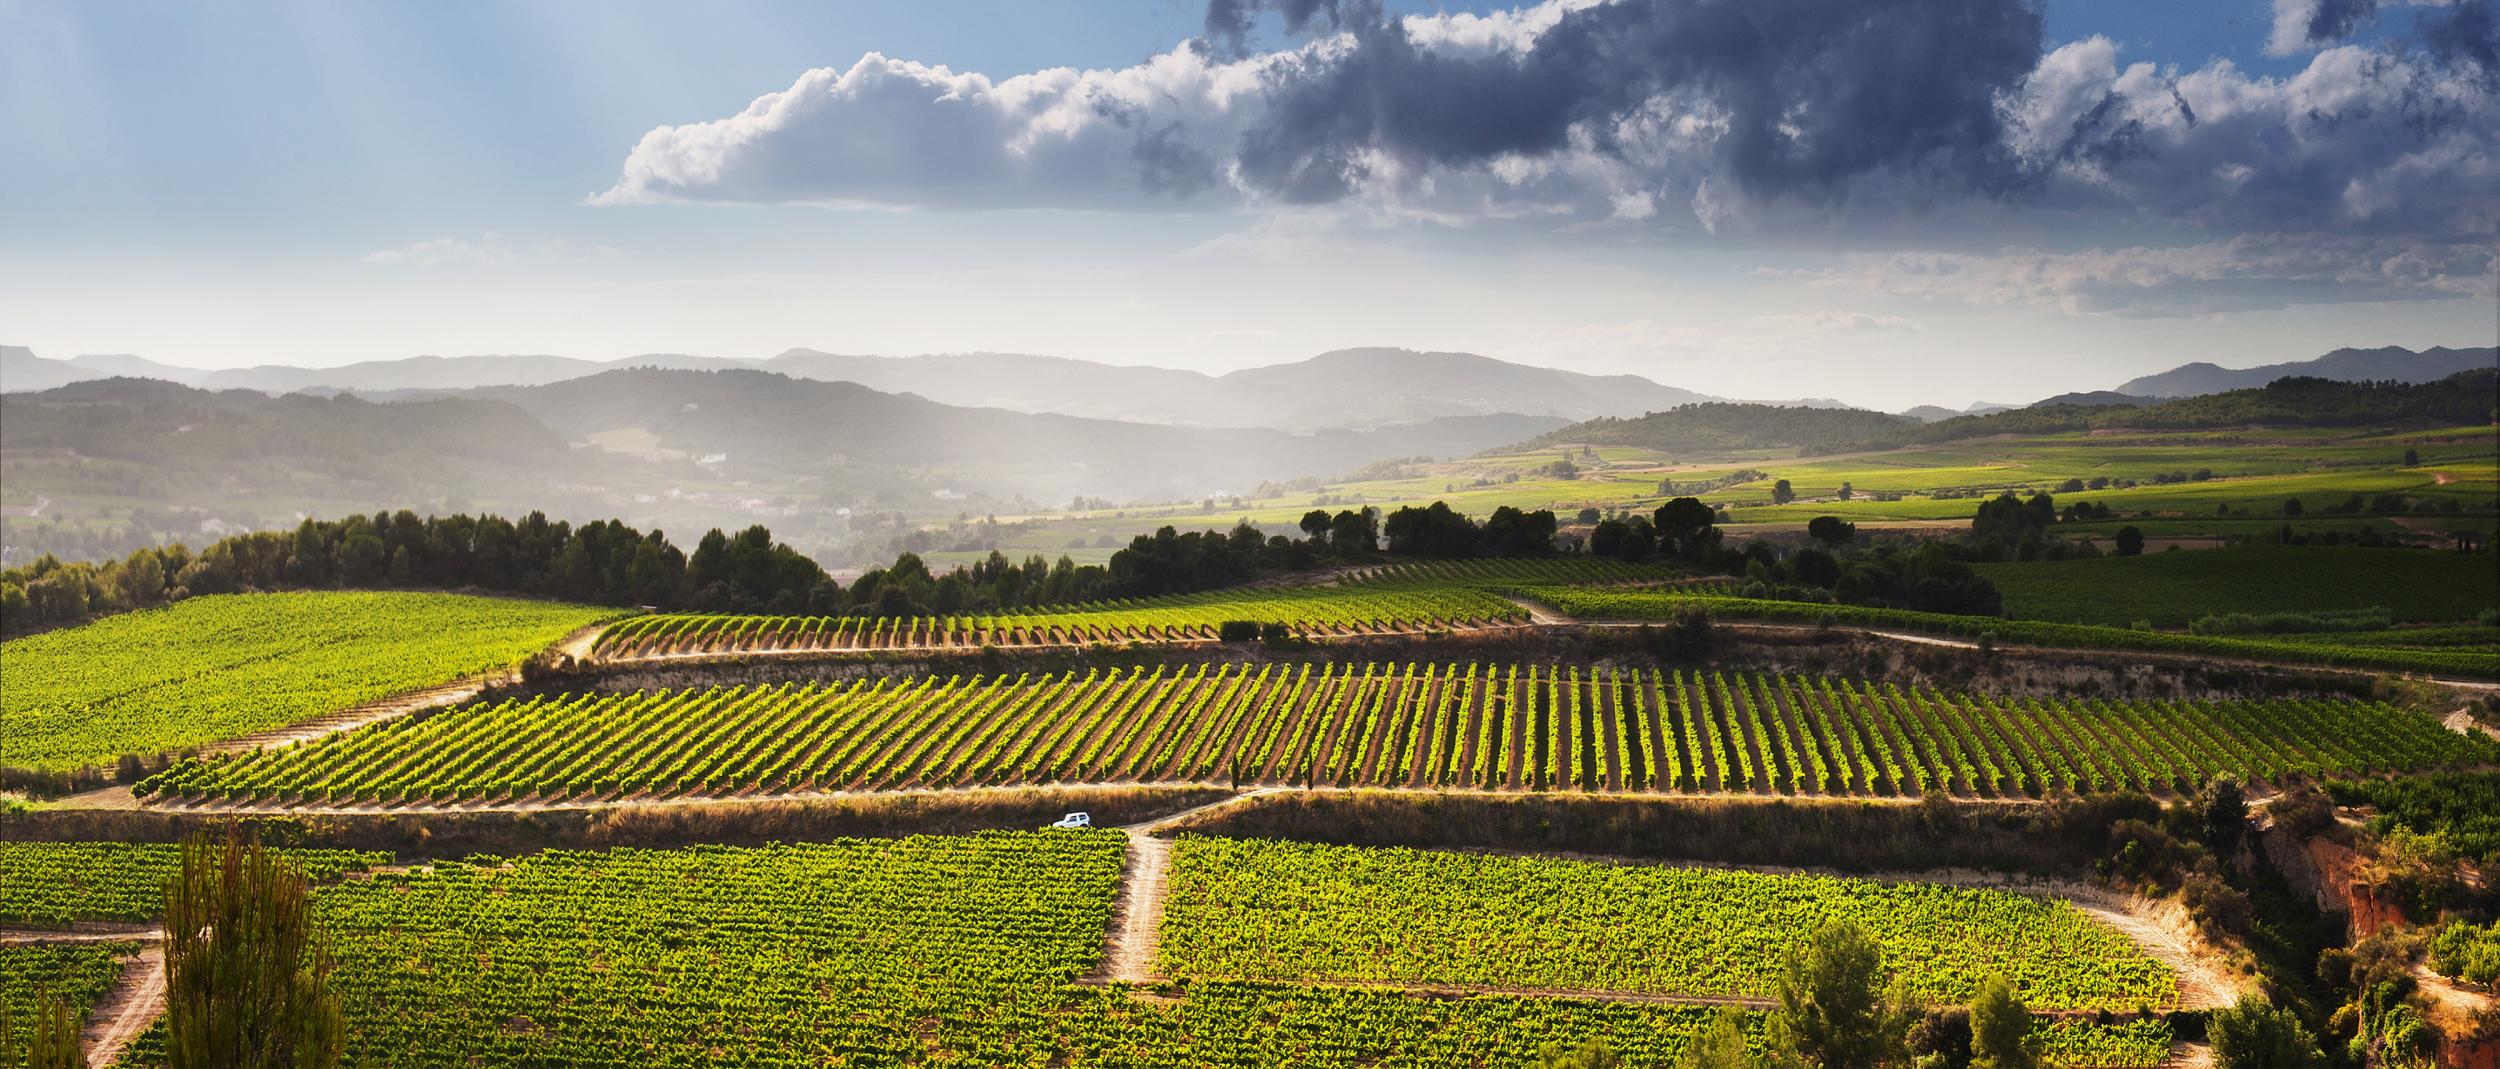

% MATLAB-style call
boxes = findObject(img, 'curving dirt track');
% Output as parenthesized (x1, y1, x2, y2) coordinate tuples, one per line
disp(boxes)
(83, 943, 165, 1068)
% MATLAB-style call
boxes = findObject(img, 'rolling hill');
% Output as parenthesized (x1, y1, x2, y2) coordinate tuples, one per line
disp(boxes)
(2115, 345, 2495, 398)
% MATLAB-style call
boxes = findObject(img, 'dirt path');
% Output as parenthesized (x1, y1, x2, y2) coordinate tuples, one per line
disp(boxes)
(1084, 790, 1283, 986)
(1089, 833, 1173, 985)
(84, 944, 165, 1068)
(0, 924, 159, 945)
(2160, 1041, 2216, 1069)
(203, 676, 495, 756)
(2447, 707, 2500, 742)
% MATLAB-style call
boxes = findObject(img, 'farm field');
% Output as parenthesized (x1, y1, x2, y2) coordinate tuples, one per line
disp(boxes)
(136, 665, 2496, 805)
(1975, 545, 2498, 627)
(1160, 838, 2176, 1011)
(1511, 585, 2500, 677)
(944, 424, 2497, 562)
(0, 842, 390, 926)
(590, 558, 1685, 657)
(0, 591, 625, 773)
(52, 834, 2177, 1069)
(1, 942, 134, 1050)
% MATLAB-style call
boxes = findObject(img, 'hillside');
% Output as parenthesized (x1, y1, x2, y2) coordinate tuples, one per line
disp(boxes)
(1507, 402, 1916, 456)
(1880, 369, 2499, 450)
(2115, 345, 2495, 398)
(0, 372, 1566, 566)
(466, 367, 1566, 497)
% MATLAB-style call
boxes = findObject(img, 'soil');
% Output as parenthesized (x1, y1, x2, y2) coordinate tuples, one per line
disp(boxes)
(83, 943, 165, 1067)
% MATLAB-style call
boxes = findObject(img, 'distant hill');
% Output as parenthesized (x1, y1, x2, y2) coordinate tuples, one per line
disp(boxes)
(1511, 402, 1915, 456)
(2029, 390, 2151, 409)
(1836, 369, 2500, 452)
(1900, 401, 2021, 423)
(0, 344, 1720, 431)
(195, 353, 666, 393)
(1208, 348, 1718, 429)
(462, 367, 1567, 500)
(1, 372, 1570, 567)
(2115, 345, 2496, 398)
(0, 347, 206, 392)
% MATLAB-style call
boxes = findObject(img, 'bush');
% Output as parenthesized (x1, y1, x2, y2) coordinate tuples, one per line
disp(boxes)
(1217, 620, 1261, 643)
(2209, 1000, 2324, 1069)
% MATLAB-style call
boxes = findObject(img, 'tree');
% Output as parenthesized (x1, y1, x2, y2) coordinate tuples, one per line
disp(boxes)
(1966, 977, 2036, 1069)
(1298, 509, 1333, 545)
(2282, 498, 2304, 517)
(1807, 516, 1857, 548)
(2209, 1000, 2323, 1069)
(165, 830, 343, 1069)
(1677, 1009, 1759, 1069)
(2113, 526, 2145, 556)
(1653, 497, 1720, 560)
(2402, 448, 2419, 467)
(1838, 481, 1854, 501)
(1772, 479, 1797, 505)
(2198, 775, 2247, 854)
(1768, 923, 1914, 1069)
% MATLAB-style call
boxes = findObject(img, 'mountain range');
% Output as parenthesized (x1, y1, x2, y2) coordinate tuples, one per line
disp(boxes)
(1, 345, 1721, 431)
(10, 342, 2486, 425)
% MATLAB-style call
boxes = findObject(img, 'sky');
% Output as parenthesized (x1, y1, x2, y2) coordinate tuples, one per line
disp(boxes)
(1, 0, 2494, 410)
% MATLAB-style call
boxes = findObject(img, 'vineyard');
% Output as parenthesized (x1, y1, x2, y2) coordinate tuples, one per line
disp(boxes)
(0, 591, 623, 772)
(1507, 586, 2500, 678)
(586, 559, 1698, 657)
(77, 834, 2173, 1068)
(137, 663, 2494, 805)
(1, 943, 134, 1050)
(0, 842, 390, 926)
(1160, 838, 2176, 1011)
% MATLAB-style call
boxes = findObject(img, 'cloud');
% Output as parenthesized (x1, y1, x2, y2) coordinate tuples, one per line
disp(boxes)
(1813, 235, 2498, 317)
(360, 233, 511, 268)
(592, 0, 2500, 311)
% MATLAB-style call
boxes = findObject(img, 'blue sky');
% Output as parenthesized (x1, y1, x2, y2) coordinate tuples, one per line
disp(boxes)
(2, 0, 2492, 408)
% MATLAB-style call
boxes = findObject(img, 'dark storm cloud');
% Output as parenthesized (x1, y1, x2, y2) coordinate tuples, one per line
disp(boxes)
(1229, 0, 2046, 205)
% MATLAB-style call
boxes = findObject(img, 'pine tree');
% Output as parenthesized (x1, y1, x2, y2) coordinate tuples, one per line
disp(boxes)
(163, 830, 343, 1069)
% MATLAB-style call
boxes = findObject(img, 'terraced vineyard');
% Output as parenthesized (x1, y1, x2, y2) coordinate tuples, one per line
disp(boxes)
(76, 834, 2170, 1068)
(1510, 585, 2500, 678)
(0, 842, 390, 926)
(1161, 838, 2176, 1011)
(0, 591, 625, 772)
(587, 558, 1700, 657)
(138, 663, 2494, 805)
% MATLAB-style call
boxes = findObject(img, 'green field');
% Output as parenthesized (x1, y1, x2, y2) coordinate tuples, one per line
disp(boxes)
(68, 834, 2171, 1068)
(1161, 837, 2174, 1011)
(597, 558, 1688, 655)
(1, 942, 134, 1051)
(1976, 546, 2499, 627)
(139, 664, 2494, 804)
(932, 424, 2496, 565)
(0, 842, 390, 926)
(0, 591, 624, 772)
(1516, 586, 2500, 677)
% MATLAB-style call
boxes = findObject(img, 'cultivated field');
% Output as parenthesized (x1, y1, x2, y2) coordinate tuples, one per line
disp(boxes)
(0, 592, 623, 773)
(135, 665, 2493, 805)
